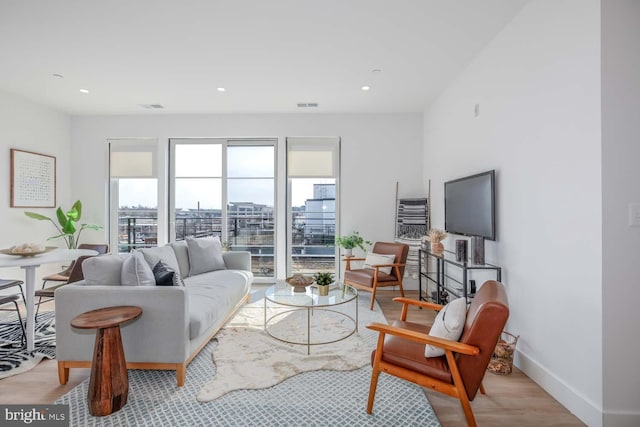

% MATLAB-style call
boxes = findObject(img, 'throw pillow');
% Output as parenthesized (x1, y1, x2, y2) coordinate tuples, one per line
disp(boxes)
(152, 260, 185, 287)
(121, 250, 155, 286)
(186, 236, 226, 275)
(82, 255, 125, 285)
(362, 253, 396, 275)
(168, 240, 190, 277)
(424, 297, 467, 358)
(140, 246, 181, 274)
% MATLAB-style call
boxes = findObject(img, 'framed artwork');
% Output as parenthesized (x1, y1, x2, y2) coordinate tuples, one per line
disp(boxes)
(10, 148, 56, 208)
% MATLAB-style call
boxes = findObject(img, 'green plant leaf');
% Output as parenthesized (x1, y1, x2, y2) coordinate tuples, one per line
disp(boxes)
(62, 220, 76, 234)
(24, 212, 51, 221)
(66, 208, 79, 221)
(71, 200, 82, 221)
(56, 208, 68, 227)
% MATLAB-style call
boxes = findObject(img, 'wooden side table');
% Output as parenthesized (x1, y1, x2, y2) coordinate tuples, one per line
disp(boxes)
(71, 306, 142, 416)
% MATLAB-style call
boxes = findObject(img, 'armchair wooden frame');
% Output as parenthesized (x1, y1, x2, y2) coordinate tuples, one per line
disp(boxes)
(366, 291, 507, 427)
(343, 242, 409, 310)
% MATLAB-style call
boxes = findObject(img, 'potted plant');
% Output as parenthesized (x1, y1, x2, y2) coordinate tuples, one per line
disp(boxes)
(313, 272, 334, 296)
(25, 200, 102, 249)
(335, 231, 371, 257)
(425, 228, 447, 253)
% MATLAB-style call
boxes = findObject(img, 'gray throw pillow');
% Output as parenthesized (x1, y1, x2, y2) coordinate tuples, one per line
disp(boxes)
(168, 240, 190, 277)
(140, 246, 181, 274)
(121, 250, 156, 286)
(82, 255, 125, 285)
(186, 236, 226, 275)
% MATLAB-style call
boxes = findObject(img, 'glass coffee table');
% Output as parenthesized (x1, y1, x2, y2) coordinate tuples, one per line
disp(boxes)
(264, 281, 358, 354)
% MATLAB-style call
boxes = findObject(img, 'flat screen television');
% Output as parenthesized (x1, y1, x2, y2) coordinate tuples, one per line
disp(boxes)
(444, 170, 495, 241)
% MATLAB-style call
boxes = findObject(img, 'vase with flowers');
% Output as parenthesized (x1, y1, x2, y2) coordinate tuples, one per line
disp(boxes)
(425, 228, 447, 254)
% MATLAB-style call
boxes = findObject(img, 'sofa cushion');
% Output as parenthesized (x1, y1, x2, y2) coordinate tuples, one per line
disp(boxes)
(121, 250, 155, 286)
(82, 255, 125, 285)
(185, 270, 251, 339)
(168, 240, 190, 277)
(140, 246, 181, 274)
(425, 298, 467, 357)
(186, 236, 226, 275)
(152, 260, 185, 287)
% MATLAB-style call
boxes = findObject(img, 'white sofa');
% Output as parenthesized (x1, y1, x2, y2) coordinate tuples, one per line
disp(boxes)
(55, 240, 252, 386)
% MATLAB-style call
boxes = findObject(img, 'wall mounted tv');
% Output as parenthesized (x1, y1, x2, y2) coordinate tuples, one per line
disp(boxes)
(444, 170, 496, 241)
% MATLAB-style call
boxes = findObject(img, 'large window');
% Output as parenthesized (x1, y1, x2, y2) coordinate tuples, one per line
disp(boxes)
(287, 137, 340, 276)
(170, 139, 276, 279)
(109, 139, 161, 253)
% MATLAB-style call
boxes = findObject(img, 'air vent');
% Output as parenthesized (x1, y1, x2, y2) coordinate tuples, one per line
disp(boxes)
(297, 103, 319, 108)
(138, 104, 165, 109)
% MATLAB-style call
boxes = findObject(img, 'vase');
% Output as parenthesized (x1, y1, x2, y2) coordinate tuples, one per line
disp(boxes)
(318, 285, 330, 296)
(430, 242, 444, 253)
(343, 248, 353, 258)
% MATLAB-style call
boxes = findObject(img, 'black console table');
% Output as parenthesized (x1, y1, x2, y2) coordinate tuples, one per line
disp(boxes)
(418, 248, 502, 304)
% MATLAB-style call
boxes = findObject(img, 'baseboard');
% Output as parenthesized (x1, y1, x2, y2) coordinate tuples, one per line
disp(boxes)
(603, 410, 640, 427)
(515, 349, 602, 427)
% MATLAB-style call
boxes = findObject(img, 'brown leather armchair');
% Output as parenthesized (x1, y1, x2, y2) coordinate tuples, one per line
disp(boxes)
(343, 242, 409, 310)
(366, 280, 509, 427)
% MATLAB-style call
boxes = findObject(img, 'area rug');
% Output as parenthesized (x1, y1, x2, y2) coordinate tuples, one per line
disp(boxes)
(57, 336, 440, 426)
(197, 293, 384, 401)
(0, 311, 56, 379)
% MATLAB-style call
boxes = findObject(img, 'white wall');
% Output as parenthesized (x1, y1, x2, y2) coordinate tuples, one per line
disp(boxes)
(423, 1, 602, 425)
(70, 113, 424, 283)
(601, 1, 640, 425)
(0, 90, 71, 282)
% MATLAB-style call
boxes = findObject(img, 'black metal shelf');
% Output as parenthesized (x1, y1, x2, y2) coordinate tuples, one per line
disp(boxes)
(418, 248, 501, 304)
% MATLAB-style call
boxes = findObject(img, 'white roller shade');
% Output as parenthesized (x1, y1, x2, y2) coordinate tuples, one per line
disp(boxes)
(109, 141, 157, 178)
(287, 137, 339, 178)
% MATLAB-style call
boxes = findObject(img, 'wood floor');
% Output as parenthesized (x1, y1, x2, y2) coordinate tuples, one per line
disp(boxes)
(0, 291, 584, 426)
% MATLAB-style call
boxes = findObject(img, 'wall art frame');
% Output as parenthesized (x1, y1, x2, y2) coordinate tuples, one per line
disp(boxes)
(10, 148, 56, 208)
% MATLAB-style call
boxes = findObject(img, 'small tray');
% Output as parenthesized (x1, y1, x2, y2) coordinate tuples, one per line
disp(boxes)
(0, 246, 57, 257)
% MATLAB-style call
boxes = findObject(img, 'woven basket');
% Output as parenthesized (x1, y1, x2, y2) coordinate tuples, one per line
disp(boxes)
(487, 331, 518, 375)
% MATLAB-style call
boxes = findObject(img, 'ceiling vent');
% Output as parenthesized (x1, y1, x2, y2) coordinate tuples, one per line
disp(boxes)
(138, 104, 164, 109)
(297, 103, 318, 108)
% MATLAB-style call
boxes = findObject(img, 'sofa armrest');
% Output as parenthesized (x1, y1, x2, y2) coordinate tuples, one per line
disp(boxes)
(222, 251, 251, 271)
(55, 282, 190, 363)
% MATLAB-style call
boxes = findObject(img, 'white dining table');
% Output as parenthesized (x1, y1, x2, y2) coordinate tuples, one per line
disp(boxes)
(0, 248, 98, 351)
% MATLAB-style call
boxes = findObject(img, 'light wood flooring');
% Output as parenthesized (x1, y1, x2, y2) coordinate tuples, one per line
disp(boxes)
(0, 291, 584, 426)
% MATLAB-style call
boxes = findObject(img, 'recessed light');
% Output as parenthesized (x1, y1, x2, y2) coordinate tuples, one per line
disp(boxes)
(361, 86, 371, 91)
(217, 87, 226, 92)
(79, 89, 89, 94)
(372, 69, 382, 73)
(52, 73, 64, 78)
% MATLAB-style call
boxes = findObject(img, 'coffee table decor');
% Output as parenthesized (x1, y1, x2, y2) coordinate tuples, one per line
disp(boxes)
(285, 274, 314, 293)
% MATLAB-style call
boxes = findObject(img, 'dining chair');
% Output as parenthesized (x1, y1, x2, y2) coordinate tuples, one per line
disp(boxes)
(40, 243, 109, 289)
(0, 279, 26, 306)
(0, 294, 27, 347)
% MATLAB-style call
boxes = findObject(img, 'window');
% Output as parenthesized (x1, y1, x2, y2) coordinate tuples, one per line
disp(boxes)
(286, 137, 340, 276)
(170, 139, 276, 278)
(108, 139, 161, 253)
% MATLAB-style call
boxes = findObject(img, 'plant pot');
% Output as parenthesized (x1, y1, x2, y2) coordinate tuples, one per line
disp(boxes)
(430, 242, 444, 253)
(317, 285, 330, 296)
(343, 248, 353, 258)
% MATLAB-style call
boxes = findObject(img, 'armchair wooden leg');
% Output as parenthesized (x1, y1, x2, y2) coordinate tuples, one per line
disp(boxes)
(479, 382, 486, 395)
(367, 335, 386, 414)
(369, 286, 377, 310)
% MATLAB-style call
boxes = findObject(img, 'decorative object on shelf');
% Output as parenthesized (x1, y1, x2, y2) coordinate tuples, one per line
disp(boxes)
(488, 331, 519, 375)
(313, 272, 334, 296)
(0, 244, 57, 257)
(285, 274, 314, 293)
(10, 149, 56, 208)
(425, 228, 447, 253)
(455, 239, 468, 262)
(25, 200, 103, 249)
(335, 231, 371, 258)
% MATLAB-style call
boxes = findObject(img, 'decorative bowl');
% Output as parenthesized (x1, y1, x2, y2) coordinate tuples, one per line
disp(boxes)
(0, 246, 57, 257)
(285, 275, 314, 293)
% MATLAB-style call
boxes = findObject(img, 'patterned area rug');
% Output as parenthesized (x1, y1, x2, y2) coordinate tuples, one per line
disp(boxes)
(57, 339, 440, 426)
(0, 311, 56, 379)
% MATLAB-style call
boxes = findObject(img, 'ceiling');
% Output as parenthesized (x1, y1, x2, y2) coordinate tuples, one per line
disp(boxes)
(0, 1, 528, 115)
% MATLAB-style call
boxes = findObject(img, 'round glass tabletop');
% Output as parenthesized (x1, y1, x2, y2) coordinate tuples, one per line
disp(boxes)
(265, 281, 357, 308)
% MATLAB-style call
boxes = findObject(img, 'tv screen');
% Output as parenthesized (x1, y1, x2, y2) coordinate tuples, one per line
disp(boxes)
(444, 170, 495, 240)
